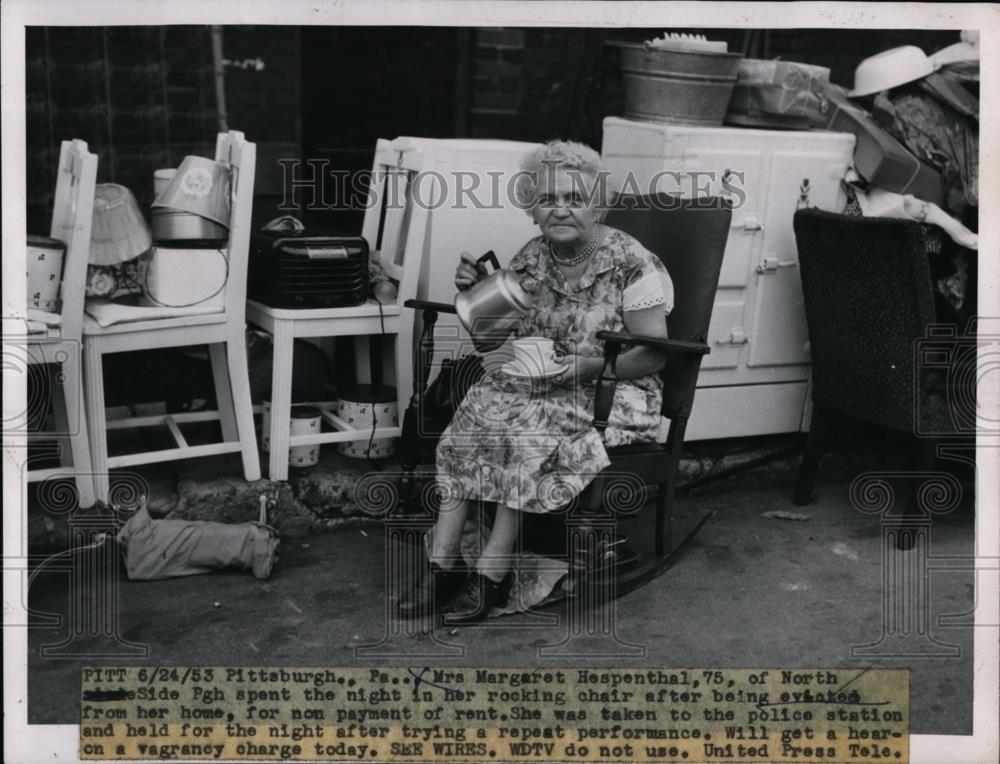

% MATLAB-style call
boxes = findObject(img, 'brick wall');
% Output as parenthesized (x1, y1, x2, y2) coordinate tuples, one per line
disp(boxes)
(25, 26, 301, 233)
(222, 26, 301, 208)
(464, 26, 962, 152)
(26, 26, 965, 233)
(468, 28, 601, 145)
(26, 27, 217, 232)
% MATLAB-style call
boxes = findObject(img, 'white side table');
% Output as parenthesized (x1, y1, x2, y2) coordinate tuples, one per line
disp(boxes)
(247, 298, 412, 481)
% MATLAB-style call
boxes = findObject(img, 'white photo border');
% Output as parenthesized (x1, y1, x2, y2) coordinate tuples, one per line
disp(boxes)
(3, 2, 997, 763)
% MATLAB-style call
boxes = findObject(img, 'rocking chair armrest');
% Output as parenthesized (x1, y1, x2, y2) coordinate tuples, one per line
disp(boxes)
(596, 330, 710, 355)
(592, 371, 620, 432)
(591, 331, 709, 432)
(403, 299, 456, 314)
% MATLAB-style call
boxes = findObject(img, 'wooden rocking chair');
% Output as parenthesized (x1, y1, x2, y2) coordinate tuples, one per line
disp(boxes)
(397, 194, 731, 598)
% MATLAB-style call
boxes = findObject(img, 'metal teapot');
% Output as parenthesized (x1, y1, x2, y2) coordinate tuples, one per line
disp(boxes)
(454, 251, 535, 352)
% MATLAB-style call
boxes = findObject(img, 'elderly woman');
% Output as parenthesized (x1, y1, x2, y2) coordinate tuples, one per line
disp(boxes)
(398, 140, 674, 624)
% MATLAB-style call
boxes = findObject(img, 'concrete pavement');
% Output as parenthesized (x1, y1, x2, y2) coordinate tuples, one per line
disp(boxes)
(27, 474, 975, 735)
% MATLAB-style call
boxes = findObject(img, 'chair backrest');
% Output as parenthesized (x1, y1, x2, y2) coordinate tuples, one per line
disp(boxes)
(360, 138, 429, 306)
(605, 194, 731, 420)
(50, 139, 98, 339)
(215, 130, 256, 323)
(793, 207, 936, 432)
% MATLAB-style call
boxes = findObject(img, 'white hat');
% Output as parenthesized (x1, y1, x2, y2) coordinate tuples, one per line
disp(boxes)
(929, 37, 979, 68)
(849, 45, 938, 98)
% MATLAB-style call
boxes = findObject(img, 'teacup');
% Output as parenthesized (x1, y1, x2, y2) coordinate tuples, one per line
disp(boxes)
(511, 336, 558, 375)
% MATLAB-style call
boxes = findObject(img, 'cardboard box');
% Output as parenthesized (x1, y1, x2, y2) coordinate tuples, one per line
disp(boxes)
(823, 85, 945, 206)
(726, 59, 831, 129)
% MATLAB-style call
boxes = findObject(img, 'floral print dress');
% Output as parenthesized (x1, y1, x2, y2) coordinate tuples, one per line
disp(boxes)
(435, 228, 673, 514)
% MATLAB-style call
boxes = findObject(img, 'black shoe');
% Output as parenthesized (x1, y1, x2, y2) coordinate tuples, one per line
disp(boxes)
(571, 526, 639, 573)
(397, 563, 467, 618)
(442, 571, 512, 625)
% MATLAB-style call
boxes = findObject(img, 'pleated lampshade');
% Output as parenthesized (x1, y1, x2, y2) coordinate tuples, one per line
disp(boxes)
(89, 184, 152, 266)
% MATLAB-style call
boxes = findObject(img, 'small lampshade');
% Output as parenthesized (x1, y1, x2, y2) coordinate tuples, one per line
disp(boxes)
(152, 155, 231, 228)
(89, 184, 152, 266)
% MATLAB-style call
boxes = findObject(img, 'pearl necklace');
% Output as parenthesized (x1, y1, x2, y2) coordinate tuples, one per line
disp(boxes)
(549, 227, 602, 267)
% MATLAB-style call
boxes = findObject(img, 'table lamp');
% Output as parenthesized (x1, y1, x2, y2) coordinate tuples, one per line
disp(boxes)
(89, 183, 152, 266)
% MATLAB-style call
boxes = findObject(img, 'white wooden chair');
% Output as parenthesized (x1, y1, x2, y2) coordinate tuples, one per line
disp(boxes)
(246, 138, 430, 480)
(82, 130, 260, 503)
(26, 139, 99, 508)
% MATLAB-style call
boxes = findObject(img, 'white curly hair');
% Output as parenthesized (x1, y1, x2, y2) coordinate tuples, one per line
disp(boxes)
(515, 140, 612, 219)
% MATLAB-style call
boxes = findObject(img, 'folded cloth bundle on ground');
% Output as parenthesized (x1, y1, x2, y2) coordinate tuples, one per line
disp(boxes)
(116, 505, 279, 580)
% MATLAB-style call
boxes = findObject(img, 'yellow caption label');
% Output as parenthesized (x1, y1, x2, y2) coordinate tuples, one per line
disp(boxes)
(80, 667, 908, 762)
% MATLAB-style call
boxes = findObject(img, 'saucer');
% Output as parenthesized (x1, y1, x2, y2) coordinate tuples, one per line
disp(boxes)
(501, 361, 569, 380)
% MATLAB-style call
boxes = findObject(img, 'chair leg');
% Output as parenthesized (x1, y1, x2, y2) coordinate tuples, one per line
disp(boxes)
(55, 351, 97, 509)
(897, 438, 939, 551)
(83, 340, 110, 505)
(225, 331, 261, 483)
(209, 343, 238, 442)
(395, 327, 414, 438)
(793, 402, 827, 506)
(353, 336, 372, 385)
(267, 321, 295, 482)
(654, 484, 669, 559)
(48, 363, 70, 466)
(63, 350, 96, 509)
(397, 309, 437, 511)
(658, 417, 686, 558)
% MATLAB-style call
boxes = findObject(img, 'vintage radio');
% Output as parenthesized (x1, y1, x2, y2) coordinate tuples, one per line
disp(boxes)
(249, 228, 369, 309)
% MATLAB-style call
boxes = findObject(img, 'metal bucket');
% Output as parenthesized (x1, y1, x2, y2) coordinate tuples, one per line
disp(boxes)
(614, 42, 743, 126)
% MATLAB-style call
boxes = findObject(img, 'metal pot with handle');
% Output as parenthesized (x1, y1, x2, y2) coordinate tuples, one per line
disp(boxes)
(454, 250, 536, 352)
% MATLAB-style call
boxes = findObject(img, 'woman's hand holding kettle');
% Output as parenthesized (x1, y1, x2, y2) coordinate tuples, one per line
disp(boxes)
(455, 251, 484, 292)
(453, 250, 535, 353)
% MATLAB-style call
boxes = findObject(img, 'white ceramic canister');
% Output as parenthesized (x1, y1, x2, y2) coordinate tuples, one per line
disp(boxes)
(27, 235, 66, 311)
(261, 402, 323, 467)
(153, 168, 177, 197)
(336, 385, 398, 460)
(289, 404, 322, 468)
